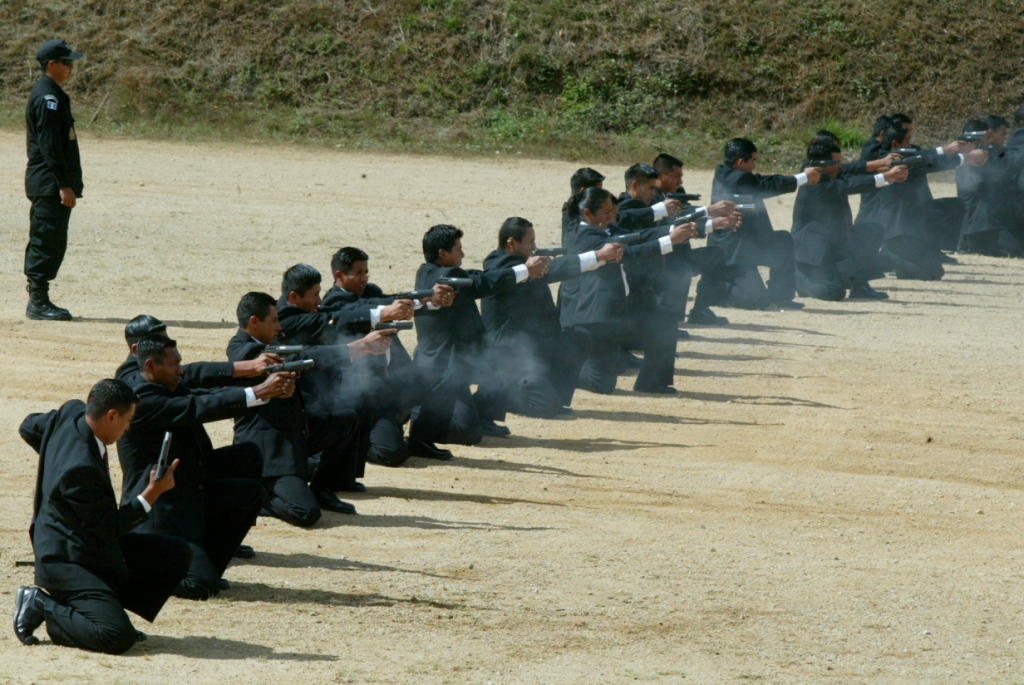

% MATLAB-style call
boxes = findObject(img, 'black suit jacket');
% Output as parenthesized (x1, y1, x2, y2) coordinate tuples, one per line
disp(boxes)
(412, 261, 518, 383)
(117, 381, 249, 541)
(25, 75, 83, 198)
(226, 329, 309, 479)
(876, 151, 962, 241)
(956, 145, 1015, 236)
(710, 164, 798, 266)
(558, 222, 668, 328)
(481, 250, 582, 346)
(791, 170, 877, 266)
(115, 353, 234, 390)
(320, 284, 414, 367)
(20, 402, 148, 594)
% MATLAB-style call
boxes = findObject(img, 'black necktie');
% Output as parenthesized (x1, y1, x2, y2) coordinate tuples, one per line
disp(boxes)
(101, 447, 110, 478)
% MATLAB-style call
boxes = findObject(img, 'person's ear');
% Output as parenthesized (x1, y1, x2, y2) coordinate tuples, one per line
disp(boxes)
(104, 408, 119, 424)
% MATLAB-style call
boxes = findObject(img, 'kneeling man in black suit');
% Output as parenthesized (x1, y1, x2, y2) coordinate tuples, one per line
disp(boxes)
(15, 379, 190, 653)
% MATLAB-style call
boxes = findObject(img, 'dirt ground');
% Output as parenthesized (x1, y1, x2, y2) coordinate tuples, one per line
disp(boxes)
(0, 130, 1021, 684)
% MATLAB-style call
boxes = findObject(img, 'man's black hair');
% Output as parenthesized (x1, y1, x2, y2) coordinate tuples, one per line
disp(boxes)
(237, 291, 277, 329)
(651, 153, 684, 175)
(331, 247, 369, 275)
(567, 187, 615, 224)
(422, 224, 463, 263)
(962, 118, 988, 135)
(881, 123, 909, 151)
(86, 379, 139, 420)
(871, 115, 894, 138)
(281, 264, 321, 299)
(136, 334, 177, 367)
(569, 167, 605, 195)
(624, 162, 660, 188)
(724, 138, 758, 166)
(985, 114, 1010, 131)
(890, 113, 913, 126)
(498, 217, 533, 249)
(124, 314, 166, 347)
(807, 139, 841, 161)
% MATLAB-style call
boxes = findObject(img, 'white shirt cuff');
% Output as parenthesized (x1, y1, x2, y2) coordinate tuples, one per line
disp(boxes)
(795, 172, 809, 186)
(137, 495, 152, 513)
(651, 202, 668, 220)
(659, 235, 673, 254)
(705, 219, 715, 233)
(370, 306, 384, 325)
(426, 302, 439, 310)
(874, 173, 889, 188)
(244, 387, 267, 407)
(512, 264, 529, 282)
(957, 153, 965, 166)
(935, 146, 944, 155)
(579, 251, 602, 272)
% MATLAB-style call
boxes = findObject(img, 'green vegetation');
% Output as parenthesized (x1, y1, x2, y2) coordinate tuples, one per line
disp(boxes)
(1, 0, 1021, 166)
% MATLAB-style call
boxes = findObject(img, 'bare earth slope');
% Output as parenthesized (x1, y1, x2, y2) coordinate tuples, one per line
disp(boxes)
(0, 132, 1021, 684)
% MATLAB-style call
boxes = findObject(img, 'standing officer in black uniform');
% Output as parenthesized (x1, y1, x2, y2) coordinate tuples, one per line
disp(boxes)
(24, 39, 85, 321)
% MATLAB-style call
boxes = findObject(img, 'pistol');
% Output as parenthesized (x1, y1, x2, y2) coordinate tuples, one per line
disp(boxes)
(666, 192, 701, 203)
(807, 159, 838, 167)
(729, 194, 756, 211)
(389, 289, 435, 301)
(892, 155, 924, 168)
(534, 247, 567, 257)
(154, 431, 173, 482)
(374, 321, 414, 331)
(673, 207, 709, 237)
(609, 232, 646, 246)
(264, 345, 303, 356)
(436, 276, 474, 291)
(892, 148, 918, 156)
(266, 359, 316, 374)
(957, 131, 986, 143)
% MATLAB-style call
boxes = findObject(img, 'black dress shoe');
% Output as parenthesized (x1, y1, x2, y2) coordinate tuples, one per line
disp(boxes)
(479, 419, 511, 437)
(771, 300, 805, 310)
(233, 544, 255, 559)
(407, 439, 453, 460)
(687, 307, 729, 326)
(556, 405, 574, 415)
(849, 283, 889, 300)
(939, 253, 959, 264)
(676, 328, 691, 340)
(135, 630, 148, 642)
(338, 481, 367, 493)
(633, 383, 678, 395)
(218, 578, 231, 591)
(316, 489, 357, 514)
(14, 586, 45, 645)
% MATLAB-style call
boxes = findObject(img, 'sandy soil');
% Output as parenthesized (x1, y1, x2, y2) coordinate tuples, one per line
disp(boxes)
(0, 130, 1021, 684)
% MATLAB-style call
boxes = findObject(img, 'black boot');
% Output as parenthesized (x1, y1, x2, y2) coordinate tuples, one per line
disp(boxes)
(26, 283, 72, 321)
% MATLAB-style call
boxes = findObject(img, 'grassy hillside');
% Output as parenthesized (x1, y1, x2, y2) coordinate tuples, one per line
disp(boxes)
(2, 0, 1022, 165)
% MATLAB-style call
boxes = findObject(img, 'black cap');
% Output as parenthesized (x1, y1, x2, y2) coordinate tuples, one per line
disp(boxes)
(36, 39, 84, 64)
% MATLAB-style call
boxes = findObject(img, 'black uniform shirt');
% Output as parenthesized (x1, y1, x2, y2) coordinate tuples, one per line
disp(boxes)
(25, 75, 83, 198)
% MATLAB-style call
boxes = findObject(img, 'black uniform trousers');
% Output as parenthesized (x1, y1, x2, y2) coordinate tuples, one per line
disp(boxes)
(475, 329, 591, 420)
(263, 409, 361, 526)
(366, 368, 431, 467)
(176, 443, 264, 600)
(409, 378, 484, 447)
(881, 236, 944, 281)
(796, 222, 884, 301)
(658, 246, 728, 318)
(43, 533, 192, 654)
(723, 232, 796, 310)
(25, 195, 72, 286)
(959, 230, 1024, 258)
(931, 198, 965, 252)
(577, 309, 677, 394)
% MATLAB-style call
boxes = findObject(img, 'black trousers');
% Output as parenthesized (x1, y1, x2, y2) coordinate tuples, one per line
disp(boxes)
(796, 221, 885, 301)
(929, 198, 965, 252)
(659, 246, 728, 317)
(306, 409, 363, 491)
(577, 309, 677, 394)
(409, 377, 484, 446)
(43, 533, 191, 654)
(723, 232, 796, 309)
(25, 195, 72, 286)
(476, 329, 590, 419)
(263, 475, 322, 528)
(881, 235, 944, 281)
(366, 366, 431, 467)
(959, 230, 1024, 257)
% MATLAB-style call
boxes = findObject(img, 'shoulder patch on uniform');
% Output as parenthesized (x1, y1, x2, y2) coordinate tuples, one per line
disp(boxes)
(43, 94, 58, 101)
(46, 101, 58, 110)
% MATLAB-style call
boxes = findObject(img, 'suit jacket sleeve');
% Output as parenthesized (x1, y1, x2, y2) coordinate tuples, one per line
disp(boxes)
(737, 171, 799, 198)
(133, 386, 248, 429)
(181, 361, 235, 388)
(19, 411, 51, 454)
